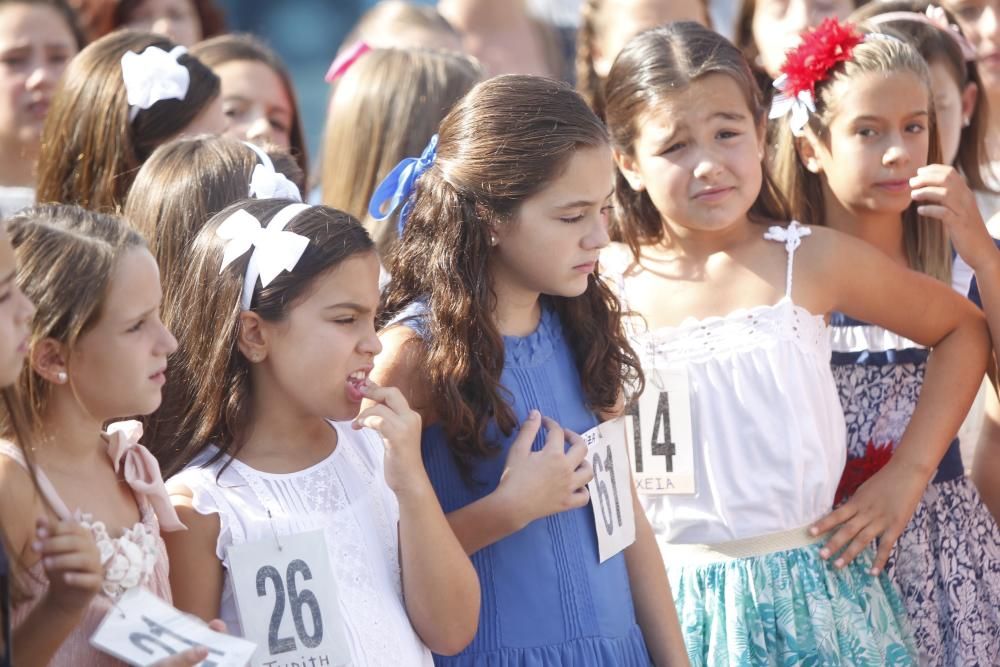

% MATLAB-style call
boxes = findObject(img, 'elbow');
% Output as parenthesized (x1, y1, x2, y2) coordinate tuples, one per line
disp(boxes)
(420, 573, 481, 655)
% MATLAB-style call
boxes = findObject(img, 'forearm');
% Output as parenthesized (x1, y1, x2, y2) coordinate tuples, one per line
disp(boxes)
(970, 259, 1000, 357)
(12, 596, 87, 667)
(624, 496, 689, 667)
(445, 485, 527, 555)
(398, 480, 480, 655)
(894, 313, 990, 477)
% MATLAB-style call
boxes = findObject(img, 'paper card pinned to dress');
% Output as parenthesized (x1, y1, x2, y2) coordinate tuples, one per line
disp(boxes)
(583, 418, 636, 562)
(90, 587, 256, 666)
(624, 366, 696, 495)
(228, 530, 352, 667)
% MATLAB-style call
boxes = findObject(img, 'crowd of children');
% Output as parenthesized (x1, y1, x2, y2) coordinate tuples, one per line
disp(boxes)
(0, 0, 999, 666)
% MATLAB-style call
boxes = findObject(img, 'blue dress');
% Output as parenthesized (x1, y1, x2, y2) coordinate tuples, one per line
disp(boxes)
(397, 303, 651, 666)
(829, 270, 1000, 666)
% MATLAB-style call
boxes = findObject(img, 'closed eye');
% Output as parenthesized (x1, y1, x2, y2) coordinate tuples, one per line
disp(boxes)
(126, 319, 145, 333)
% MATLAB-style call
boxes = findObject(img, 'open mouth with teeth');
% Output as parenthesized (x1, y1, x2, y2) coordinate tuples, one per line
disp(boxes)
(346, 369, 369, 402)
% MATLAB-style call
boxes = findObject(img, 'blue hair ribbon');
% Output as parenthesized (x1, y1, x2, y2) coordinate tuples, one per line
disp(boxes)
(367, 134, 438, 235)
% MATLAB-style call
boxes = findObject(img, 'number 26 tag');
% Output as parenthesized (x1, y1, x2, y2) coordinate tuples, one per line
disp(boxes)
(582, 418, 636, 563)
(228, 530, 351, 667)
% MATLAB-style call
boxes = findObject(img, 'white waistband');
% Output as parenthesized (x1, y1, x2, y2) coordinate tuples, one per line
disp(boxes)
(660, 525, 826, 566)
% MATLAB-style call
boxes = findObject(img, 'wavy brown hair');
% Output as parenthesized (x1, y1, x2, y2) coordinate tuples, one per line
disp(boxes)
(605, 23, 791, 256)
(378, 75, 643, 473)
(771, 29, 951, 282)
(145, 200, 373, 477)
(34, 30, 220, 212)
(124, 134, 301, 315)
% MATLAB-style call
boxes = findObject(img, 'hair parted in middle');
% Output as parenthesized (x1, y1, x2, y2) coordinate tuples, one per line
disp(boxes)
(145, 200, 374, 477)
(34, 29, 220, 213)
(378, 74, 643, 475)
(770, 21, 951, 282)
(604, 22, 791, 257)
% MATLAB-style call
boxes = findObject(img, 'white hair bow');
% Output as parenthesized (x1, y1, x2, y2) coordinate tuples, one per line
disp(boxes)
(217, 203, 311, 310)
(244, 141, 302, 201)
(121, 45, 190, 122)
(768, 74, 816, 136)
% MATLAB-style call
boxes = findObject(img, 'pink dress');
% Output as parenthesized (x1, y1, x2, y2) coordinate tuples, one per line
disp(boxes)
(0, 422, 179, 666)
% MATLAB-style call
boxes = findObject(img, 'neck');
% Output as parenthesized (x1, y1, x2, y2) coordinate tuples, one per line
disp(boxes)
(0, 136, 36, 188)
(240, 367, 337, 466)
(823, 196, 906, 261)
(490, 274, 543, 337)
(33, 391, 108, 470)
(438, 0, 528, 29)
(651, 215, 757, 262)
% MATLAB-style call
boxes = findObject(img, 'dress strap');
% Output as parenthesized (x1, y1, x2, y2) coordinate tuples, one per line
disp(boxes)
(763, 221, 812, 299)
(0, 441, 73, 520)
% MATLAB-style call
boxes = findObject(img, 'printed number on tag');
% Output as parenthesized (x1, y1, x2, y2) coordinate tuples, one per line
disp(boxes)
(583, 418, 636, 562)
(228, 530, 351, 667)
(90, 588, 256, 667)
(624, 366, 696, 495)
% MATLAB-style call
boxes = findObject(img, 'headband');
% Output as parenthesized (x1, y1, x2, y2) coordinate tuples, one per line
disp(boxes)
(325, 41, 372, 82)
(368, 134, 438, 235)
(243, 141, 302, 201)
(865, 6, 977, 62)
(121, 45, 189, 123)
(217, 203, 311, 310)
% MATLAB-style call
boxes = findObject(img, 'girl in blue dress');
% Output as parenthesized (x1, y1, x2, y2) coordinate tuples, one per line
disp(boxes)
(370, 75, 688, 665)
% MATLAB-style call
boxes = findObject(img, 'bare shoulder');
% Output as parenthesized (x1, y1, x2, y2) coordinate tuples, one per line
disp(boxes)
(0, 450, 46, 554)
(374, 324, 434, 422)
(165, 482, 221, 546)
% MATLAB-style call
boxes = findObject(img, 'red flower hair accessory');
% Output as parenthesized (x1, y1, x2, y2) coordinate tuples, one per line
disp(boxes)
(769, 18, 864, 134)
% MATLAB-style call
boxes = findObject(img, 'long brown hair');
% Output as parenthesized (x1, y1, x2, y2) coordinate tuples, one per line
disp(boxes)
(34, 30, 220, 212)
(605, 22, 791, 257)
(851, 0, 994, 190)
(771, 31, 951, 282)
(191, 33, 309, 178)
(146, 201, 374, 476)
(123, 134, 301, 315)
(378, 75, 642, 472)
(3, 205, 145, 432)
(320, 47, 480, 259)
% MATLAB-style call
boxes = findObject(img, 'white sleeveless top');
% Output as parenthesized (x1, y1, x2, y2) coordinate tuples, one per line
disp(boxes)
(168, 421, 433, 666)
(603, 222, 847, 545)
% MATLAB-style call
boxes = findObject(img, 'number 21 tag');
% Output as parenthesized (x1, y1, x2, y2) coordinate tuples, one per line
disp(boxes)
(582, 418, 636, 563)
(228, 530, 351, 667)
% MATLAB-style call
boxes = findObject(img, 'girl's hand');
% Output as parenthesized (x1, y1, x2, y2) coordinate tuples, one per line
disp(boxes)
(810, 459, 928, 574)
(151, 620, 227, 667)
(34, 518, 102, 614)
(911, 165, 1000, 272)
(353, 381, 426, 496)
(498, 411, 593, 527)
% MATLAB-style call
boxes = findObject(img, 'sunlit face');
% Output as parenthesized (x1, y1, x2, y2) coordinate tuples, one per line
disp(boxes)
(593, 0, 709, 77)
(617, 74, 765, 235)
(255, 252, 383, 421)
(63, 248, 177, 420)
(213, 59, 294, 150)
(807, 71, 931, 217)
(124, 0, 202, 48)
(943, 0, 1000, 94)
(752, 0, 855, 77)
(490, 145, 614, 300)
(0, 3, 76, 151)
(0, 225, 34, 387)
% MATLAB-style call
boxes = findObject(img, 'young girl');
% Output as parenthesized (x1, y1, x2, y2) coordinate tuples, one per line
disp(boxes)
(191, 34, 309, 177)
(770, 18, 1000, 664)
(323, 46, 480, 259)
(150, 199, 480, 664)
(575, 0, 709, 118)
(70, 0, 226, 46)
(0, 0, 83, 217)
(372, 74, 687, 665)
(602, 21, 989, 664)
(125, 134, 302, 313)
(0, 204, 185, 665)
(35, 29, 223, 212)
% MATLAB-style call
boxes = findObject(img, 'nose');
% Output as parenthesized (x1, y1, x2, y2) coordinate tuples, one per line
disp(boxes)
(24, 60, 52, 92)
(159, 321, 179, 356)
(882, 140, 910, 168)
(692, 151, 723, 181)
(244, 115, 273, 145)
(585, 211, 611, 250)
(983, 6, 1000, 39)
(150, 17, 176, 40)
(360, 323, 382, 357)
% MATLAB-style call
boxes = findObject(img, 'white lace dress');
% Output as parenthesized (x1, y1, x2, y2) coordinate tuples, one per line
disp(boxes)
(168, 421, 433, 667)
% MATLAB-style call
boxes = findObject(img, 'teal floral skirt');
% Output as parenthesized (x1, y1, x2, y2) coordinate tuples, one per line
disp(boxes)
(668, 542, 917, 666)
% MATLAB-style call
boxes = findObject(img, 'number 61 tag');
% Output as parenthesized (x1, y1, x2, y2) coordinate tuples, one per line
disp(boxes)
(582, 418, 636, 563)
(228, 530, 351, 667)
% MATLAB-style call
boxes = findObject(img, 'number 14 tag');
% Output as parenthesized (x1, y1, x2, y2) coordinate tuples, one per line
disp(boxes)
(582, 418, 636, 563)
(228, 530, 351, 667)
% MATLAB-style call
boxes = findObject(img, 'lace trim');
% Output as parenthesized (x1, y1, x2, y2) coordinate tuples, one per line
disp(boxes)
(80, 513, 159, 600)
(829, 322, 925, 354)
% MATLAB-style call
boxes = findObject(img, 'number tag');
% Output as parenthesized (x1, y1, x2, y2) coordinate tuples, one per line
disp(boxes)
(624, 366, 696, 495)
(228, 530, 351, 667)
(582, 418, 636, 563)
(90, 588, 257, 667)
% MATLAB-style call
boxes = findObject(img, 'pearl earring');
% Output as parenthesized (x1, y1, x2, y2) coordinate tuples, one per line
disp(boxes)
(489, 234, 498, 246)
(56, 371, 67, 383)
(963, 117, 972, 128)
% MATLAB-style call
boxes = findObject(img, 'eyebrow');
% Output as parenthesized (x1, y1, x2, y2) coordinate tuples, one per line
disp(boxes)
(851, 111, 929, 123)
(323, 302, 370, 312)
(710, 111, 748, 121)
(554, 187, 616, 209)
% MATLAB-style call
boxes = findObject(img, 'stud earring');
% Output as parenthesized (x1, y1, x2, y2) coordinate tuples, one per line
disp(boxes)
(963, 116, 971, 128)
(56, 371, 67, 383)
(489, 234, 498, 247)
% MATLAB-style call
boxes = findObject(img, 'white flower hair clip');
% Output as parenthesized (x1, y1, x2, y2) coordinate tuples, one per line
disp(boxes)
(243, 141, 302, 201)
(121, 45, 190, 122)
(217, 203, 311, 310)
